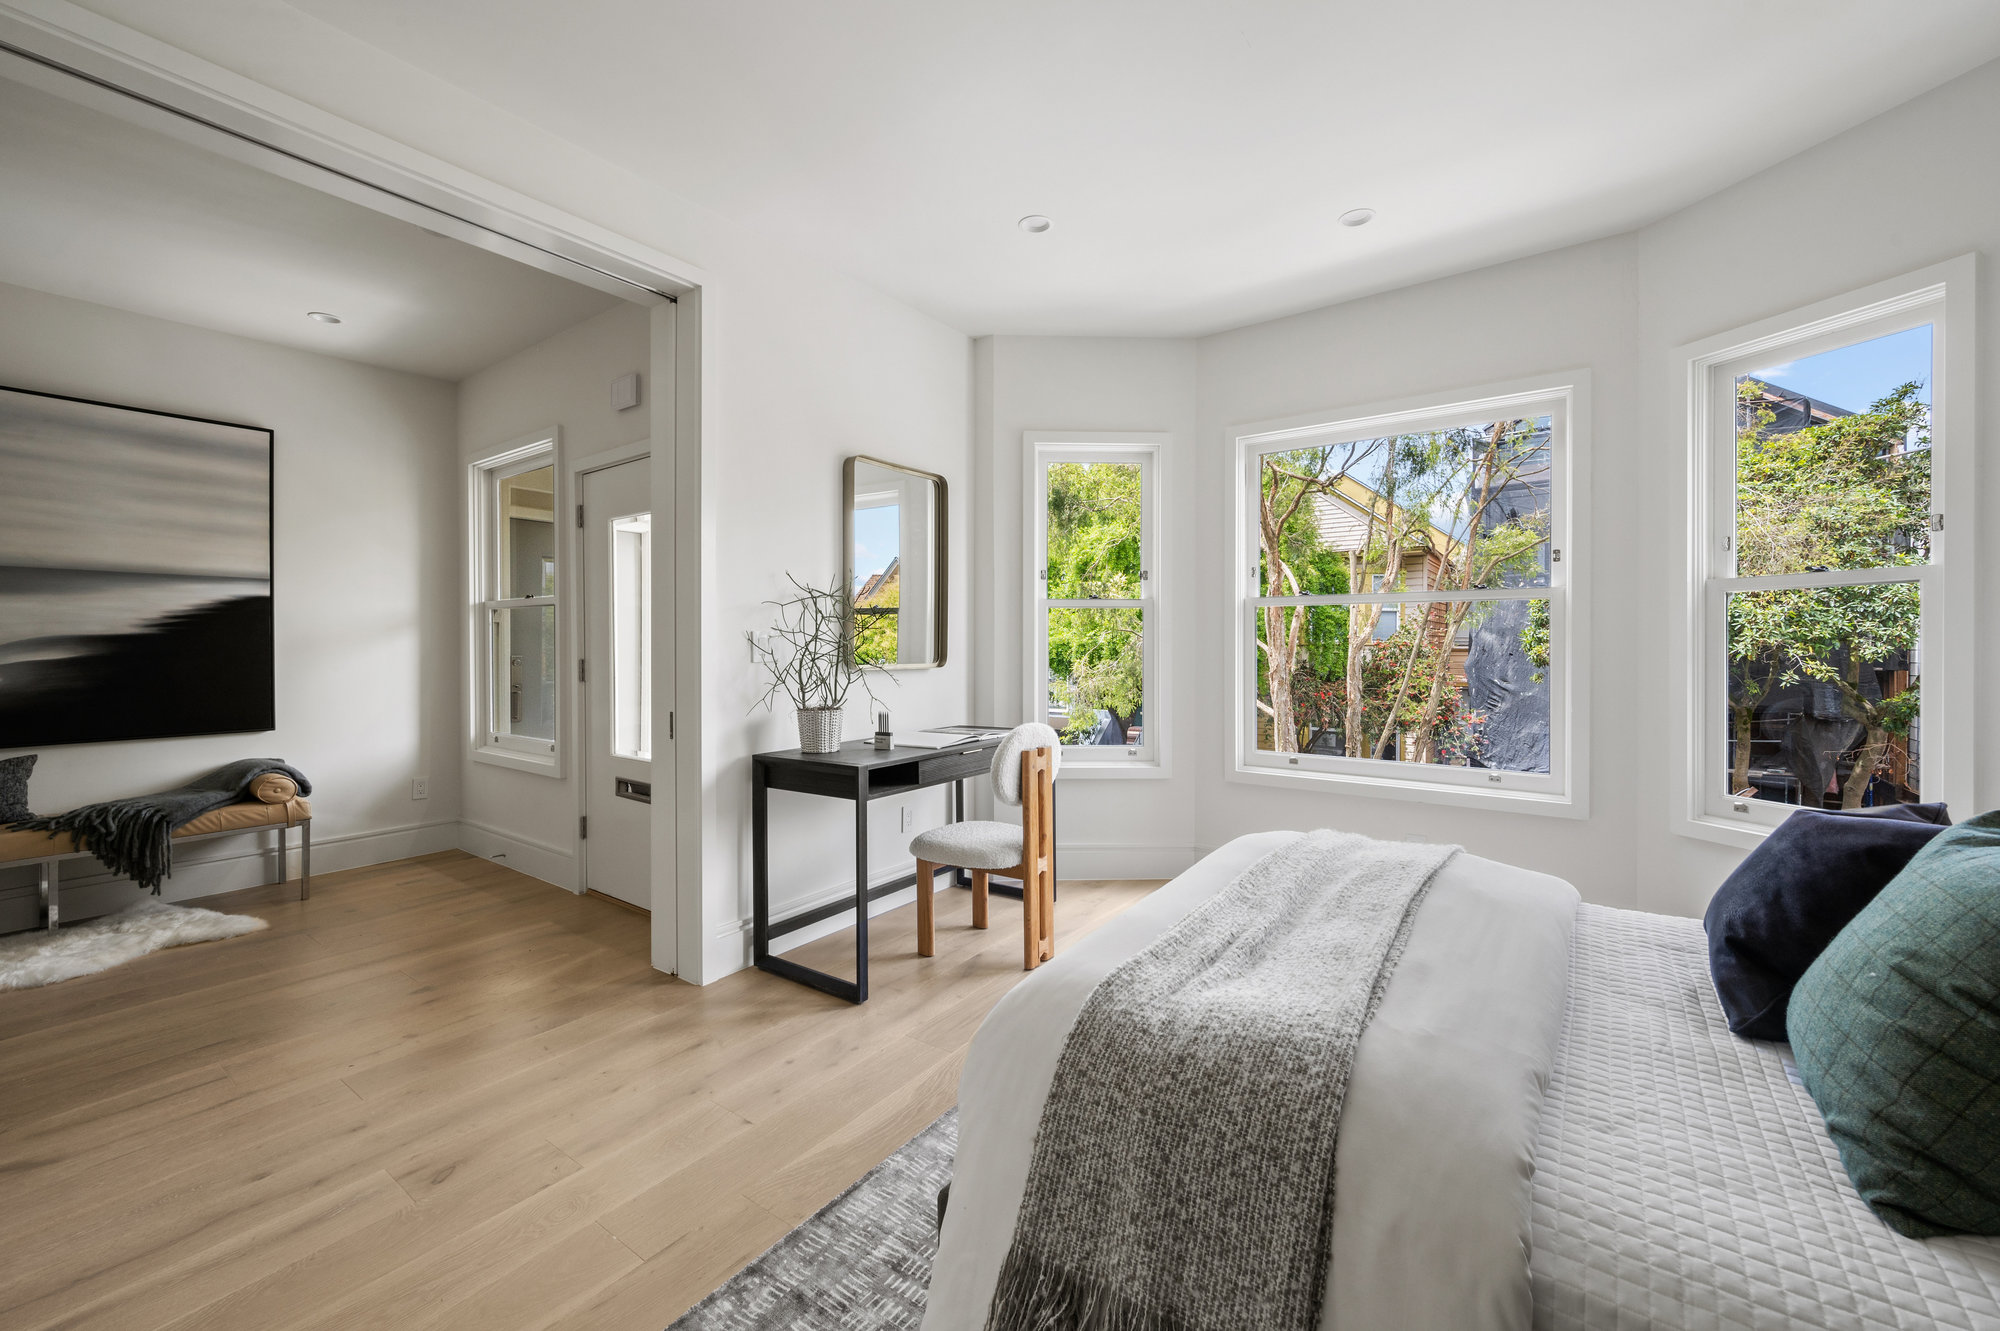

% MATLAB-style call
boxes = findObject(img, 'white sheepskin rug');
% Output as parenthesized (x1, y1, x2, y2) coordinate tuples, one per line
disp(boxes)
(0, 899, 268, 991)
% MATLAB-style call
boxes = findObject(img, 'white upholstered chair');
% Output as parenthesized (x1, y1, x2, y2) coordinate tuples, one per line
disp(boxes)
(910, 722, 1060, 970)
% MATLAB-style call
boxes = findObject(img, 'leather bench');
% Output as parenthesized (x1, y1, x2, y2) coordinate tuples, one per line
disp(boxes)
(0, 797, 312, 932)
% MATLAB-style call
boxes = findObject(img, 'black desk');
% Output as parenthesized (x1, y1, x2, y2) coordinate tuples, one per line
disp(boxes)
(752, 735, 1029, 1003)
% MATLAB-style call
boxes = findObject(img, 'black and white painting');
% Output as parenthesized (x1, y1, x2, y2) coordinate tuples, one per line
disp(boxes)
(0, 386, 273, 747)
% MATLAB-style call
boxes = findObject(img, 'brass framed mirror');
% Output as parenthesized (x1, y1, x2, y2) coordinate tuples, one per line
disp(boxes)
(844, 455, 947, 669)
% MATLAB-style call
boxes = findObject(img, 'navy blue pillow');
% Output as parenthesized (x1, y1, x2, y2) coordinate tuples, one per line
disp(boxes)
(1705, 803, 1950, 1042)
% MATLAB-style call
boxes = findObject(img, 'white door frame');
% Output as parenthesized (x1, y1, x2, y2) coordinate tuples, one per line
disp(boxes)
(0, 10, 707, 979)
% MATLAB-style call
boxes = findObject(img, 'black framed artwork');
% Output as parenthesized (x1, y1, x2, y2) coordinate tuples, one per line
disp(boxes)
(0, 385, 274, 747)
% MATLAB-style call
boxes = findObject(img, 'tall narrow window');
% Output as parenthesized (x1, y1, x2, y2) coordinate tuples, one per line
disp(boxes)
(1233, 382, 1580, 811)
(473, 438, 560, 770)
(610, 512, 651, 760)
(1684, 264, 1968, 840)
(1029, 438, 1160, 767)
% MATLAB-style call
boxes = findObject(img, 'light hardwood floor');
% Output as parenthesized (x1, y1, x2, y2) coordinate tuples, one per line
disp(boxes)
(0, 852, 1157, 1330)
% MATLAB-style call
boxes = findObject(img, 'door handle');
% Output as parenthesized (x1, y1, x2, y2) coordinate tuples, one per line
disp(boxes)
(614, 777, 652, 804)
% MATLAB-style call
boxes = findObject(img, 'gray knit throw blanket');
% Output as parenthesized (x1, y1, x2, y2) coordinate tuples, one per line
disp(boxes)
(986, 829, 1460, 1331)
(5, 758, 311, 893)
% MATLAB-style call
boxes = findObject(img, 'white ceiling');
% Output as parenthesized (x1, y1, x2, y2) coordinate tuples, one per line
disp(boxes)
(262, 0, 2000, 337)
(0, 73, 623, 381)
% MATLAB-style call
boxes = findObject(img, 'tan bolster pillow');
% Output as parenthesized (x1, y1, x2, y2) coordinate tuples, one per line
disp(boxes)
(249, 773, 298, 803)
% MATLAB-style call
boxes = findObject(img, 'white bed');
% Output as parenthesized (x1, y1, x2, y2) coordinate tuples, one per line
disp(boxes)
(923, 832, 2000, 1331)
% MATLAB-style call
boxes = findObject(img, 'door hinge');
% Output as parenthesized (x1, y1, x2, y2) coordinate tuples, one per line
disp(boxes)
(668, 710, 675, 740)
(578, 815, 587, 840)
(578, 659, 587, 683)
(576, 503, 584, 528)
(1934, 512, 1945, 531)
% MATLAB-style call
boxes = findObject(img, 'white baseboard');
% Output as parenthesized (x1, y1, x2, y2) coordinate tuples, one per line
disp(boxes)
(457, 819, 577, 891)
(701, 843, 1206, 982)
(0, 818, 462, 934)
(1053, 841, 1205, 881)
(711, 871, 920, 975)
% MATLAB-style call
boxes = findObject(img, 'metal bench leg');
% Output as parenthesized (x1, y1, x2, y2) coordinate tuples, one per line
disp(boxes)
(300, 821, 311, 901)
(277, 825, 288, 890)
(40, 859, 57, 932)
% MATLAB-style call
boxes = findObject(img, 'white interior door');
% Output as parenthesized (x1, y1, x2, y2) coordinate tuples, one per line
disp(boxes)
(582, 456, 652, 909)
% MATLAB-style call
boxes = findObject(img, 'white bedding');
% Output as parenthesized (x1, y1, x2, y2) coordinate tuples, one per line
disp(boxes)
(1531, 904, 2000, 1331)
(923, 830, 1580, 1331)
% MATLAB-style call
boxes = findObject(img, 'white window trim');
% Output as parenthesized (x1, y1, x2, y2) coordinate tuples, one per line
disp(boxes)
(1227, 374, 1591, 818)
(1673, 257, 1976, 849)
(469, 428, 564, 777)
(1024, 432, 1169, 777)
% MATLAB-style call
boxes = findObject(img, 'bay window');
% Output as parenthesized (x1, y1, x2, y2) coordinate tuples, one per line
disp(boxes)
(1028, 435, 1163, 770)
(1680, 260, 1972, 844)
(1232, 381, 1583, 811)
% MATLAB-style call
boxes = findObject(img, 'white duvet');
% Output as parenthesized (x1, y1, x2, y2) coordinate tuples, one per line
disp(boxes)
(923, 830, 1580, 1331)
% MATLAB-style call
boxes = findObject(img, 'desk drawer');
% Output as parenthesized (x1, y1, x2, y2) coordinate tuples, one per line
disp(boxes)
(917, 747, 992, 784)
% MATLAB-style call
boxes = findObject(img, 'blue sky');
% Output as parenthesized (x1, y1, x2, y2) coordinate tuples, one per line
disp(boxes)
(852, 503, 899, 590)
(1748, 324, 1932, 414)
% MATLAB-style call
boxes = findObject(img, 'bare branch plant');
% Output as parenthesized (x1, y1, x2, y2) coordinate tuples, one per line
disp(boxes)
(747, 572, 888, 715)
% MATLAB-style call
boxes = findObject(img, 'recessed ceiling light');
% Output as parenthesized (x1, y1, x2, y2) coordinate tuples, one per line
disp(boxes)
(306, 311, 342, 324)
(1018, 215, 1053, 234)
(1338, 208, 1376, 228)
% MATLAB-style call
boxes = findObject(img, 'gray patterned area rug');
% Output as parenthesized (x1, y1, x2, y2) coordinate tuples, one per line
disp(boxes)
(668, 1109, 957, 1331)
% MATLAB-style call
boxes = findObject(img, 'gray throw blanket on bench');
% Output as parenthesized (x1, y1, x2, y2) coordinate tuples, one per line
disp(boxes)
(5, 758, 311, 893)
(986, 829, 1459, 1331)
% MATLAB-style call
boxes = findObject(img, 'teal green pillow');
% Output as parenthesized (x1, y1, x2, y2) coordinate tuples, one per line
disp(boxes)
(1789, 811, 2000, 1238)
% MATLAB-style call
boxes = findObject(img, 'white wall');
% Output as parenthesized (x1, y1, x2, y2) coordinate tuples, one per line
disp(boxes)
(696, 248, 973, 976)
(454, 301, 650, 887)
(1629, 56, 2000, 916)
(980, 56, 2000, 917)
(1193, 239, 1644, 906)
(972, 336, 1203, 879)
(976, 249, 1643, 907)
(0, 279, 461, 928)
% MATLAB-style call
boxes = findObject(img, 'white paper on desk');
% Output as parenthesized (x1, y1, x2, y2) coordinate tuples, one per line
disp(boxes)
(900, 730, 979, 748)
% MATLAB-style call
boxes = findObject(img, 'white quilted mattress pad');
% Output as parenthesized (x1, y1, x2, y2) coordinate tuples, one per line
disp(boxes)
(1531, 904, 2000, 1331)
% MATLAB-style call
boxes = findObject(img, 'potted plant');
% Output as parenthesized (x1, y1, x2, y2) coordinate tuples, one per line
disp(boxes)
(747, 573, 886, 753)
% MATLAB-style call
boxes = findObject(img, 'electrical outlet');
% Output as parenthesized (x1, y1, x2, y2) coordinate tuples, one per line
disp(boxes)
(900, 805, 914, 832)
(411, 777, 429, 801)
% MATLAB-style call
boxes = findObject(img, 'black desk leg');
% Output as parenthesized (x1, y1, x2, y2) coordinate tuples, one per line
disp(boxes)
(752, 761, 770, 964)
(952, 778, 970, 888)
(853, 768, 871, 1002)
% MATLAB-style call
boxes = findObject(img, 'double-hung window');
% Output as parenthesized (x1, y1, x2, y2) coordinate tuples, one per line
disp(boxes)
(1681, 261, 1972, 843)
(1028, 435, 1162, 770)
(1233, 380, 1582, 811)
(472, 434, 561, 772)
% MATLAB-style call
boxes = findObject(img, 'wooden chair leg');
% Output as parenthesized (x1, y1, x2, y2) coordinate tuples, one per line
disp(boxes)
(916, 860, 936, 957)
(972, 869, 989, 930)
(1021, 867, 1040, 971)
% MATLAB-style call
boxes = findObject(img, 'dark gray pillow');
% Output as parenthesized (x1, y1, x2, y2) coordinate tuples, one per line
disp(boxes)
(0, 753, 34, 823)
(1790, 811, 2000, 1236)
